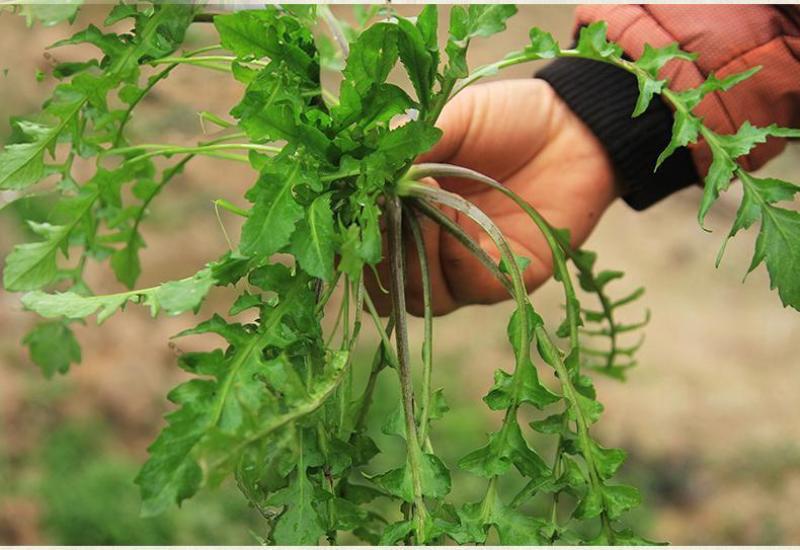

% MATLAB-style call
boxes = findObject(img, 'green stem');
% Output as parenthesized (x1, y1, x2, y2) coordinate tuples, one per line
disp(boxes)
(113, 44, 223, 147)
(107, 142, 279, 157)
(213, 198, 249, 218)
(122, 155, 194, 281)
(408, 163, 581, 351)
(404, 205, 434, 445)
(351, 317, 395, 437)
(385, 194, 429, 539)
(401, 180, 615, 541)
(150, 54, 267, 68)
(397, 182, 534, 525)
(319, 5, 349, 58)
(363, 291, 400, 370)
(315, 270, 343, 314)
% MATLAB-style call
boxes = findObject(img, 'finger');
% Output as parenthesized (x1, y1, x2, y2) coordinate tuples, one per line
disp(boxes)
(438, 209, 555, 306)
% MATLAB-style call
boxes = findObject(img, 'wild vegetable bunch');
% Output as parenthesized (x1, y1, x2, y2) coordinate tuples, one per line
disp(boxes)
(1, 3, 798, 545)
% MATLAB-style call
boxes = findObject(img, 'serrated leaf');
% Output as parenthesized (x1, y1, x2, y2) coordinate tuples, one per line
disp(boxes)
(752, 205, 800, 310)
(215, 8, 317, 79)
(290, 194, 336, 281)
(377, 121, 442, 170)
(483, 365, 559, 411)
(591, 441, 626, 480)
(602, 483, 641, 519)
(266, 467, 325, 544)
(0, 120, 68, 191)
(396, 16, 435, 109)
(23, 321, 81, 377)
(492, 503, 548, 545)
(379, 520, 414, 545)
(530, 413, 565, 434)
(525, 27, 560, 58)
(635, 43, 696, 77)
(446, 5, 517, 79)
(240, 164, 305, 258)
(372, 453, 451, 502)
(656, 110, 701, 168)
(459, 419, 550, 481)
(21, 267, 216, 323)
(3, 222, 70, 292)
(573, 484, 603, 520)
(575, 22, 622, 60)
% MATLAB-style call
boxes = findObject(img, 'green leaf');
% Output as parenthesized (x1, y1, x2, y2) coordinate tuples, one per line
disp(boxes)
(632, 76, 665, 118)
(634, 43, 696, 78)
(290, 194, 336, 281)
(0, 120, 66, 191)
(483, 366, 559, 411)
(602, 483, 641, 519)
(17, 1, 82, 27)
(573, 484, 603, 520)
(458, 430, 513, 478)
(215, 8, 317, 79)
(377, 121, 442, 170)
(266, 467, 326, 544)
(111, 231, 144, 289)
(492, 503, 548, 545)
(591, 441, 626, 480)
(23, 321, 81, 377)
(751, 204, 800, 310)
(446, 5, 517, 78)
(396, 16, 436, 108)
(499, 253, 531, 275)
(574, 483, 641, 520)
(372, 453, 451, 502)
(575, 22, 622, 60)
(3, 222, 70, 292)
(656, 109, 702, 169)
(136, 378, 212, 516)
(525, 27, 560, 58)
(571, 391, 604, 425)
(342, 23, 400, 95)
(21, 267, 217, 323)
(698, 150, 737, 225)
(379, 520, 414, 545)
(530, 413, 565, 434)
(459, 419, 550, 481)
(240, 164, 305, 258)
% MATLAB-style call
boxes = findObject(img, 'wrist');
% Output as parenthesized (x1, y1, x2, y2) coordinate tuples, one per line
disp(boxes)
(536, 57, 699, 210)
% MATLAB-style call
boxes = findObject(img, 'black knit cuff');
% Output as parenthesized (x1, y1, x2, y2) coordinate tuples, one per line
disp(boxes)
(536, 57, 699, 210)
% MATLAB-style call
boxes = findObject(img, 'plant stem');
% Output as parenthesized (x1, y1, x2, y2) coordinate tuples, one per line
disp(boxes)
(363, 291, 400, 370)
(213, 198, 249, 218)
(385, 194, 429, 539)
(319, 5, 349, 58)
(113, 44, 223, 147)
(398, 181, 534, 525)
(409, 163, 581, 351)
(412, 198, 513, 295)
(351, 317, 395, 437)
(150, 54, 267, 68)
(401, 180, 615, 541)
(404, 205, 434, 445)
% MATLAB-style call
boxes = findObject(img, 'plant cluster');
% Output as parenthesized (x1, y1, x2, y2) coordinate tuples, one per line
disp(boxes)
(1, 3, 798, 545)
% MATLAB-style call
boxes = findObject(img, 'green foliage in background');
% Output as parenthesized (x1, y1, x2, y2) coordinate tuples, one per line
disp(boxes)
(1, 3, 798, 545)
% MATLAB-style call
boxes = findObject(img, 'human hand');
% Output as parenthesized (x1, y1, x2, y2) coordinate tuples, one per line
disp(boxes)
(369, 78, 617, 315)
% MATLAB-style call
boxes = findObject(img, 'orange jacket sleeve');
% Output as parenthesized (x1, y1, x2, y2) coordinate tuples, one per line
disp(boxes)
(574, 5, 800, 174)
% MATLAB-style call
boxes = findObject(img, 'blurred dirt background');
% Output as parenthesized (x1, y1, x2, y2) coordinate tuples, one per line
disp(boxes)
(1, 4, 799, 545)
